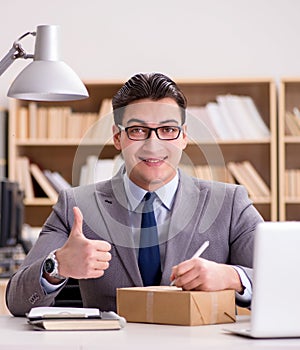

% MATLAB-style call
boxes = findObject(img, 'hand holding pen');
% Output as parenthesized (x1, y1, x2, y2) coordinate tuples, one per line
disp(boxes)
(170, 240, 209, 286)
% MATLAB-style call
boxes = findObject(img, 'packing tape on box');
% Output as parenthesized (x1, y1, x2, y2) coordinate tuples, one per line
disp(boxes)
(146, 291, 154, 323)
(191, 292, 219, 324)
(209, 292, 219, 324)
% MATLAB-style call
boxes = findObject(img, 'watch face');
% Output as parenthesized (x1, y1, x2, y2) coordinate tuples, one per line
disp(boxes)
(44, 258, 55, 273)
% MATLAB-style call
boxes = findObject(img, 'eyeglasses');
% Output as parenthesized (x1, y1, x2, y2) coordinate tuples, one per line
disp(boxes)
(118, 124, 183, 141)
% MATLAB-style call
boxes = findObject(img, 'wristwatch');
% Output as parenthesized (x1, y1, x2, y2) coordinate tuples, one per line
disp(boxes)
(43, 250, 66, 280)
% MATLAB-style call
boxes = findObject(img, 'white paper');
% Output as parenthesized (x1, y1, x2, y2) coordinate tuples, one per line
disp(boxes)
(27, 306, 100, 319)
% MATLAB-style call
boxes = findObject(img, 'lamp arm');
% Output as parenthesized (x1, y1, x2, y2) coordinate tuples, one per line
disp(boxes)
(0, 31, 36, 77)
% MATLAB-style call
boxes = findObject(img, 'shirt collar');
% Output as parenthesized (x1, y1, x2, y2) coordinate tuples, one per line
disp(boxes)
(124, 172, 179, 211)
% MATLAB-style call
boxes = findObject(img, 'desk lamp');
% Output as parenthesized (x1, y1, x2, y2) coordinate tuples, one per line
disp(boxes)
(0, 24, 89, 101)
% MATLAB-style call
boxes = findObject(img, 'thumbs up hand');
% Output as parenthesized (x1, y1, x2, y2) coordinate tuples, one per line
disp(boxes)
(53, 206, 112, 281)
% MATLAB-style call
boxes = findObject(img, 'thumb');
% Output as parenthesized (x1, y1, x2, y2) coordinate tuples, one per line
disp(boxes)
(69, 206, 84, 239)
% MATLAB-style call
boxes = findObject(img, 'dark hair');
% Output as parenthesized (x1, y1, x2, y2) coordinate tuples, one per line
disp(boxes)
(112, 72, 187, 125)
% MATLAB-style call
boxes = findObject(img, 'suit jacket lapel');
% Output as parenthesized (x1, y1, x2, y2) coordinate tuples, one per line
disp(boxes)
(93, 169, 143, 286)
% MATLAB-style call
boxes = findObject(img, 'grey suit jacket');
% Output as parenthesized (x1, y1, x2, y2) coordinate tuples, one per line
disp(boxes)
(6, 169, 263, 316)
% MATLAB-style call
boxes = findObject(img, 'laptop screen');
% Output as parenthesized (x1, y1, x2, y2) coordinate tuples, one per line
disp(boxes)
(250, 221, 300, 338)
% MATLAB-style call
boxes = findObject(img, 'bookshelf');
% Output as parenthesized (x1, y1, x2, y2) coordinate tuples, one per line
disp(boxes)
(8, 82, 123, 226)
(177, 78, 277, 222)
(8, 78, 277, 226)
(278, 78, 300, 220)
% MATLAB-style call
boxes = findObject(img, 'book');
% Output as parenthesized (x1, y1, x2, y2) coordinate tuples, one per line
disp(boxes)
(29, 163, 58, 201)
(17, 107, 29, 139)
(216, 95, 242, 139)
(43, 170, 71, 192)
(241, 161, 270, 197)
(85, 155, 98, 185)
(16, 157, 34, 200)
(227, 161, 257, 197)
(28, 102, 38, 139)
(80, 155, 122, 185)
(227, 161, 270, 200)
(37, 107, 48, 139)
(27, 306, 126, 331)
(186, 106, 219, 141)
(98, 98, 113, 118)
(219, 95, 265, 139)
(285, 111, 299, 136)
(66, 112, 83, 139)
(88, 98, 114, 143)
(240, 96, 270, 137)
(205, 102, 232, 139)
(284, 168, 300, 199)
(79, 164, 88, 186)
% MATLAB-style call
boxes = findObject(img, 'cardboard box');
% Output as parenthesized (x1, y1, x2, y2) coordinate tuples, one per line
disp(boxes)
(117, 286, 236, 326)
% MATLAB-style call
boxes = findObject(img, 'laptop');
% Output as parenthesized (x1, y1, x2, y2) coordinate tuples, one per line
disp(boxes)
(225, 221, 300, 338)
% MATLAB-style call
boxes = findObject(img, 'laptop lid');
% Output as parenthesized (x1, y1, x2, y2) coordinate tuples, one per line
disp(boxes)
(249, 221, 300, 338)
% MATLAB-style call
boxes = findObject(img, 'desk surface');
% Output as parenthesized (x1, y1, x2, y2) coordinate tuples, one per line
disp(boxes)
(0, 315, 300, 350)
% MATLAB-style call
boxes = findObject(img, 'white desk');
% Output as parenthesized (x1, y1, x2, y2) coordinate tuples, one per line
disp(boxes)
(0, 316, 300, 349)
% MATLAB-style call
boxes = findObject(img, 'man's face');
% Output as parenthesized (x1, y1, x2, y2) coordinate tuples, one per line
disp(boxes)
(113, 98, 187, 191)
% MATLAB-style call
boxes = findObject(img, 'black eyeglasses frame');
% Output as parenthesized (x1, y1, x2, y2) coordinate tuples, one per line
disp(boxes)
(118, 124, 183, 141)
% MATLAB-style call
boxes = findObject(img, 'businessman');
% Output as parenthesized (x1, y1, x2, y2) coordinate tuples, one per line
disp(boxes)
(6, 72, 263, 316)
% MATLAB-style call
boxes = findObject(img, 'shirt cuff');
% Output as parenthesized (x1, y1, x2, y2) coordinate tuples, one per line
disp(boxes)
(40, 266, 67, 294)
(232, 265, 252, 306)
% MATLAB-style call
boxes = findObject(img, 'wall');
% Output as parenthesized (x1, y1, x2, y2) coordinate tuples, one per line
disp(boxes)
(0, 0, 299, 107)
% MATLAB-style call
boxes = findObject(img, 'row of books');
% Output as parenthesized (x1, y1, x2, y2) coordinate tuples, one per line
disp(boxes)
(15, 154, 269, 203)
(181, 160, 271, 201)
(16, 98, 113, 142)
(285, 169, 300, 198)
(180, 164, 235, 183)
(16, 94, 269, 143)
(16, 155, 122, 201)
(79, 156, 270, 201)
(285, 108, 300, 136)
(226, 161, 270, 199)
(187, 94, 270, 141)
(15, 157, 71, 201)
(79, 154, 124, 186)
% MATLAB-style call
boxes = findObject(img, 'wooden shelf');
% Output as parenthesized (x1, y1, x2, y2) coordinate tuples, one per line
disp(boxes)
(15, 138, 271, 146)
(24, 198, 56, 206)
(284, 136, 300, 143)
(9, 79, 277, 226)
(16, 139, 104, 146)
(279, 79, 300, 220)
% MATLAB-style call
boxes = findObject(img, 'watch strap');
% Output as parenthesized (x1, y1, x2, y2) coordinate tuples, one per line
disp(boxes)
(44, 250, 66, 280)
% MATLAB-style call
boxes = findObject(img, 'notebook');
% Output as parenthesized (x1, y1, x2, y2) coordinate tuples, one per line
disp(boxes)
(26, 306, 126, 331)
(225, 221, 300, 338)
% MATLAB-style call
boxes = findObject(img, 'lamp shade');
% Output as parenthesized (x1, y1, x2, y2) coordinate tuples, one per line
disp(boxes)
(7, 25, 89, 101)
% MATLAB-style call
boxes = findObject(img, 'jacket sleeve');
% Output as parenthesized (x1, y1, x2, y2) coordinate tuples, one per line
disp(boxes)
(6, 189, 74, 316)
(229, 185, 264, 307)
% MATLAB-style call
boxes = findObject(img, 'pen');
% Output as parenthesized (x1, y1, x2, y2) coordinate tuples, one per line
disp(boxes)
(191, 240, 210, 259)
(170, 240, 210, 286)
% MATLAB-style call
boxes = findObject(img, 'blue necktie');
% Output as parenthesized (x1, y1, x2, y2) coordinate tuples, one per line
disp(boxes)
(138, 192, 161, 286)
